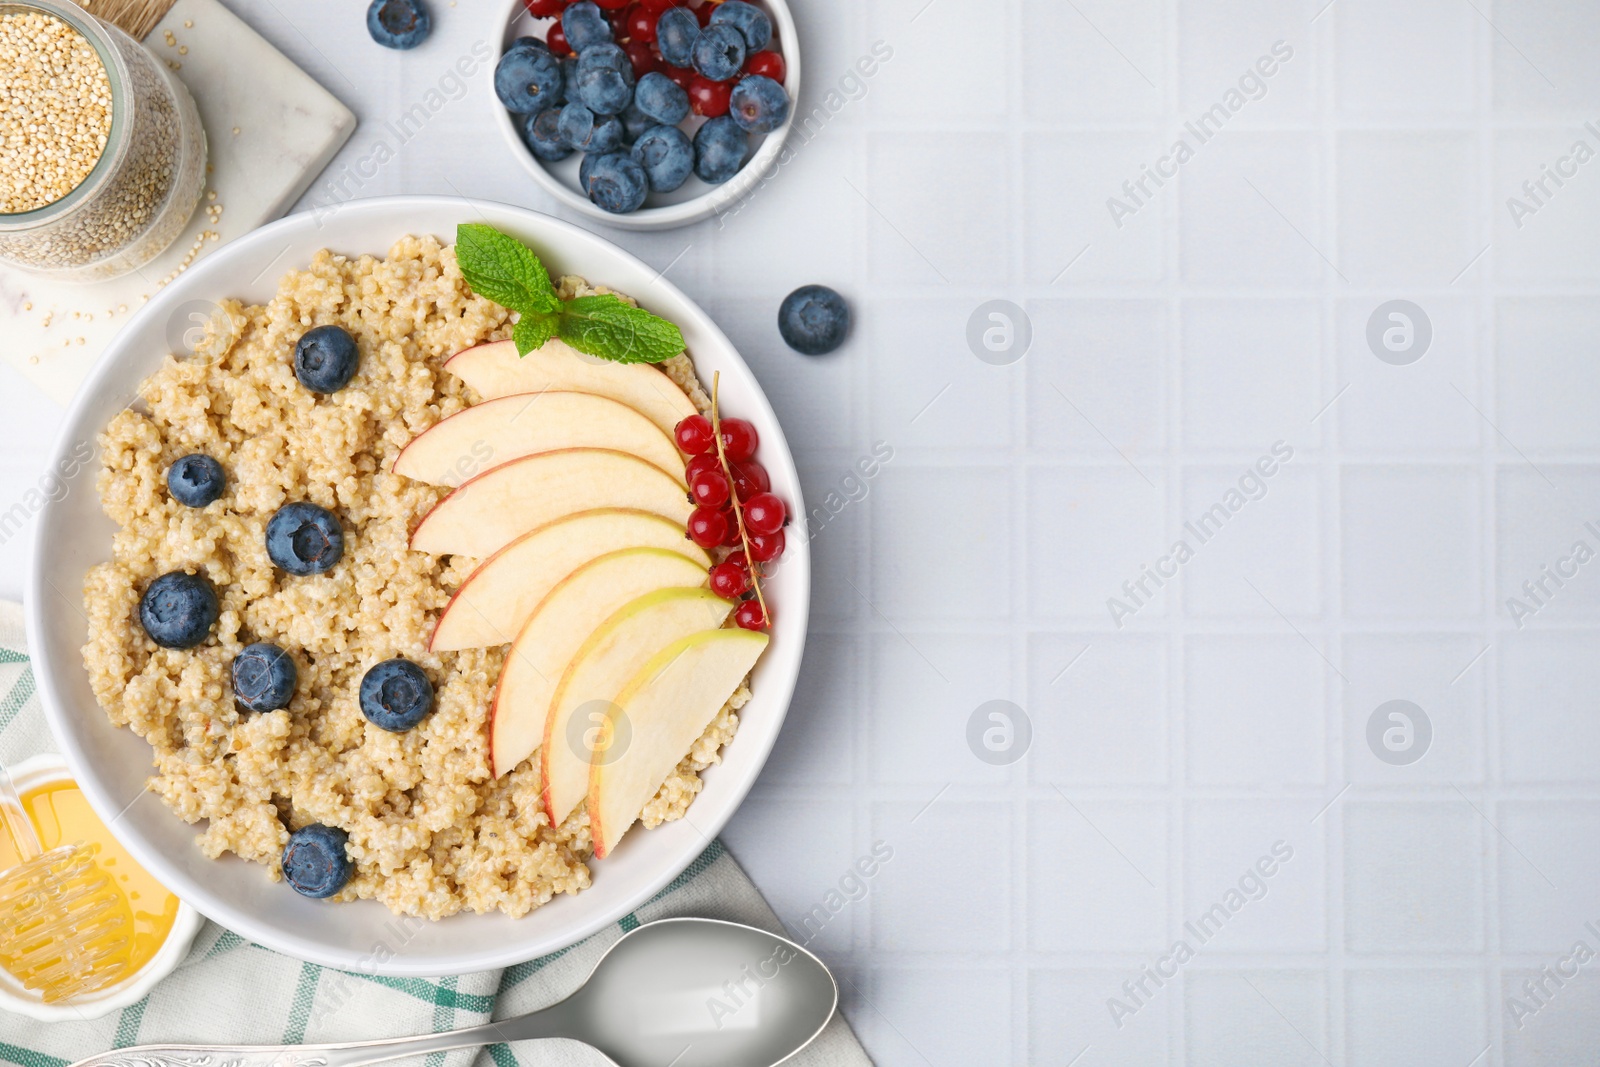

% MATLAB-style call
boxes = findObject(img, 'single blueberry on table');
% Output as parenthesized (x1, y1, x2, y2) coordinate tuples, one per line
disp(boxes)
(692, 23, 746, 82)
(293, 325, 359, 394)
(632, 124, 694, 192)
(139, 571, 219, 649)
(709, 0, 771, 51)
(729, 74, 789, 134)
(633, 71, 689, 125)
(778, 284, 851, 355)
(693, 115, 747, 184)
(266, 502, 344, 576)
(585, 151, 650, 213)
(359, 658, 435, 732)
(561, 1, 612, 52)
(166, 453, 225, 508)
(521, 108, 572, 161)
(495, 45, 565, 113)
(232, 642, 297, 713)
(576, 65, 633, 115)
(282, 824, 352, 899)
(654, 7, 698, 68)
(366, 0, 431, 49)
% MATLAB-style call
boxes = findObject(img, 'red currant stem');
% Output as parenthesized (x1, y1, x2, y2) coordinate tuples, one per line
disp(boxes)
(710, 372, 768, 629)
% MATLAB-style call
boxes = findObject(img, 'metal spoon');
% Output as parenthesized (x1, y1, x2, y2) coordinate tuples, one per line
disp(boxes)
(66, 918, 838, 1067)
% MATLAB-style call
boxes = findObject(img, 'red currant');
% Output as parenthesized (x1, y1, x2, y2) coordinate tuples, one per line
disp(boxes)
(730, 460, 769, 499)
(718, 418, 759, 461)
(734, 598, 768, 630)
(694, 2, 716, 26)
(746, 50, 785, 81)
(744, 492, 785, 535)
(640, 0, 677, 11)
(684, 452, 722, 484)
(623, 38, 657, 77)
(674, 414, 715, 455)
(663, 64, 696, 91)
(593, 0, 629, 9)
(624, 3, 658, 41)
(687, 506, 730, 549)
(725, 547, 750, 572)
(689, 75, 732, 116)
(708, 560, 749, 599)
(747, 528, 785, 563)
(608, 9, 631, 38)
(545, 21, 571, 53)
(690, 468, 731, 508)
(522, 0, 567, 16)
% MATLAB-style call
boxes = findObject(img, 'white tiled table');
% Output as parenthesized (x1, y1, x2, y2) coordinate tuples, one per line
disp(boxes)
(4, 0, 1600, 1062)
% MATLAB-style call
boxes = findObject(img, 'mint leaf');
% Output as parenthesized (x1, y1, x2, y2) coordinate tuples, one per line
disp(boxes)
(558, 294, 685, 365)
(513, 312, 559, 355)
(455, 223, 559, 316)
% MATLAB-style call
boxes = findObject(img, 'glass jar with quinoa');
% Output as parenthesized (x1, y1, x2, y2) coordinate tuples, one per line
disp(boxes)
(0, 0, 206, 281)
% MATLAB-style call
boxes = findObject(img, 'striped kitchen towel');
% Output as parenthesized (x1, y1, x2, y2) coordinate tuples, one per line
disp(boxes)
(0, 600, 869, 1067)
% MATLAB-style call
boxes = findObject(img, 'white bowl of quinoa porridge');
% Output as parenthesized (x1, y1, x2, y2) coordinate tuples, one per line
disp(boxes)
(26, 196, 809, 976)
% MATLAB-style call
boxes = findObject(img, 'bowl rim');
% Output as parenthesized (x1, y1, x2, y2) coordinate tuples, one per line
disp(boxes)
(492, 0, 802, 231)
(26, 194, 810, 975)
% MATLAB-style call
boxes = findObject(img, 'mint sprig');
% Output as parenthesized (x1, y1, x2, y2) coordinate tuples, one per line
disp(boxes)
(455, 223, 685, 365)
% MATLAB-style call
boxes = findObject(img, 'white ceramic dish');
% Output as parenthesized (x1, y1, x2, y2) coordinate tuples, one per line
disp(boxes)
(0, 754, 203, 1021)
(494, 0, 800, 231)
(26, 195, 810, 977)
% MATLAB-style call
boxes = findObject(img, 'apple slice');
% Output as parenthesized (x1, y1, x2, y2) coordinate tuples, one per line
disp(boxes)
(409, 448, 691, 560)
(539, 587, 733, 827)
(486, 550, 717, 778)
(588, 628, 768, 858)
(445, 339, 697, 437)
(432, 510, 710, 652)
(394, 392, 684, 488)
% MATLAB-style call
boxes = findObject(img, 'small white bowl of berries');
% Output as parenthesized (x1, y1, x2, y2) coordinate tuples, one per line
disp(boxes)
(494, 0, 799, 230)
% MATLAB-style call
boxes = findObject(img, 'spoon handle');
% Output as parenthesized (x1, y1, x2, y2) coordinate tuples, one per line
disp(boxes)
(66, 1011, 582, 1067)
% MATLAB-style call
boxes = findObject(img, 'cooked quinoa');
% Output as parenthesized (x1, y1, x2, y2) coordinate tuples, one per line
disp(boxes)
(80, 235, 743, 919)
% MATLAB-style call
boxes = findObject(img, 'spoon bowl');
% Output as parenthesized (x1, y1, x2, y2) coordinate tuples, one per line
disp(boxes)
(549, 918, 838, 1067)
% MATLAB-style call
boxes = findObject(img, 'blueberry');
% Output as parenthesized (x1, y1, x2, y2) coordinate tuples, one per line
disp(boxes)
(521, 108, 573, 161)
(366, 0, 430, 49)
(633, 71, 689, 125)
(655, 7, 698, 68)
(266, 502, 344, 576)
(232, 642, 297, 713)
(293, 325, 359, 394)
(576, 65, 633, 115)
(619, 101, 655, 141)
(282, 824, 352, 899)
(139, 571, 219, 649)
(692, 23, 746, 82)
(560, 102, 623, 151)
(166, 453, 225, 508)
(495, 45, 565, 113)
(359, 658, 435, 732)
(729, 74, 789, 134)
(709, 0, 771, 51)
(632, 125, 694, 192)
(510, 34, 548, 55)
(585, 151, 649, 213)
(561, 1, 612, 52)
(577, 42, 632, 78)
(778, 284, 851, 355)
(693, 115, 747, 184)
(580, 148, 620, 193)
